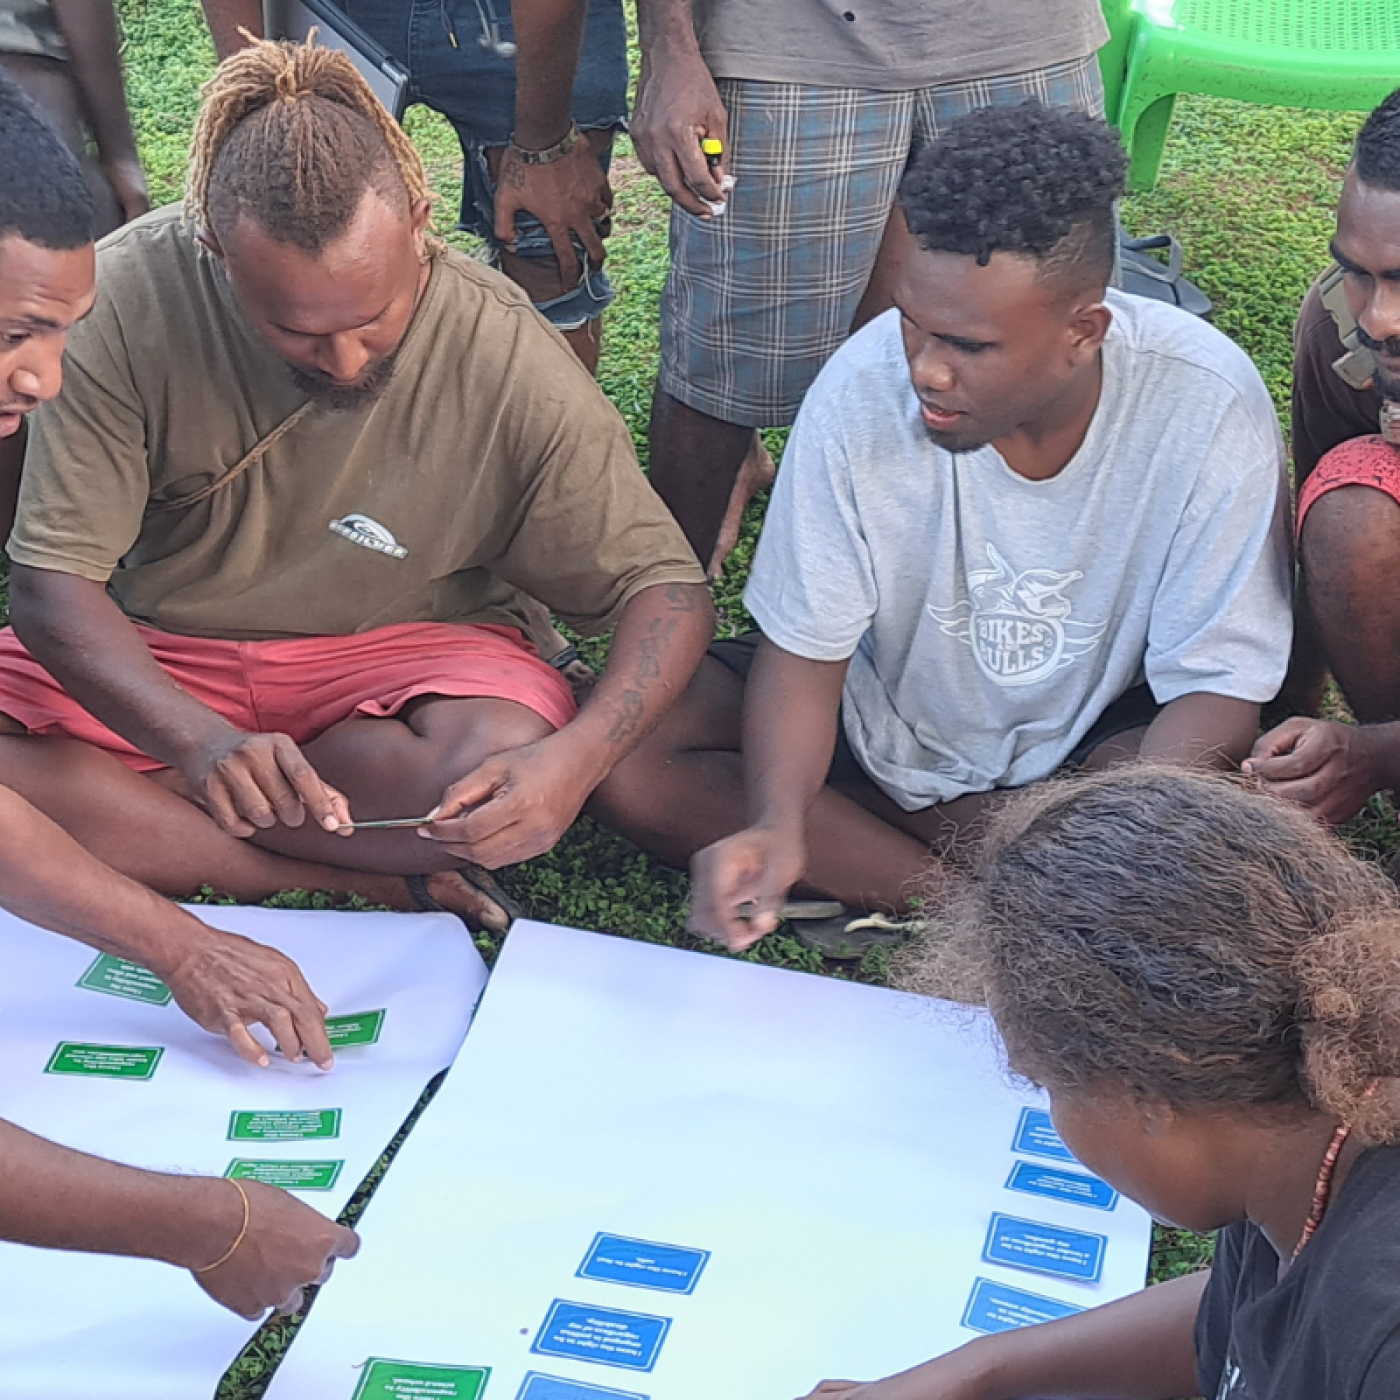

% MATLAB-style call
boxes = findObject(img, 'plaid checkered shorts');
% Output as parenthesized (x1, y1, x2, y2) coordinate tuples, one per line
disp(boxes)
(659, 56, 1105, 427)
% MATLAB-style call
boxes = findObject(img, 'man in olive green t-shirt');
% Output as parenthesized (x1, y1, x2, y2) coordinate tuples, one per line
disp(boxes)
(0, 40, 712, 929)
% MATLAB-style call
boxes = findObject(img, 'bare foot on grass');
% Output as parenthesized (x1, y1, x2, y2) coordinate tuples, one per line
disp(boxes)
(708, 434, 776, 579)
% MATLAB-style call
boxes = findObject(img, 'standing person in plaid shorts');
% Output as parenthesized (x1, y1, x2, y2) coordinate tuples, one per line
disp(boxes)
(631, 0, 1110, 576)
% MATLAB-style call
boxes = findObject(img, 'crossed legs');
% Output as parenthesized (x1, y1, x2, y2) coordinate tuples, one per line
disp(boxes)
(0, 695, 554, 919)
(590, 656, 1147, 914)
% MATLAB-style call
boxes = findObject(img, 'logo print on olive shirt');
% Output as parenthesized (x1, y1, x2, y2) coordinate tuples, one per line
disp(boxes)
(928, 543, 1106, 687)
(328, 513, 408, 560)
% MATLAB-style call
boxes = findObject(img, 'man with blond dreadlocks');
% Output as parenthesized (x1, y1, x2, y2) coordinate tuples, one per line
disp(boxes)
(0, 39, 712, 930)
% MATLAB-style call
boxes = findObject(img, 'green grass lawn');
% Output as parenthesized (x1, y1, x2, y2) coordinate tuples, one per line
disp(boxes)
(66, 3, 1398, 1392)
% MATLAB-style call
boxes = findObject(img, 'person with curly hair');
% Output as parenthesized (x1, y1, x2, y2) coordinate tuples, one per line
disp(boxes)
(632, 0, 1110, 578)
(0, 38, 712, 930)
(594, 103, 1292, 956)
(800, 765, 1400, 1398)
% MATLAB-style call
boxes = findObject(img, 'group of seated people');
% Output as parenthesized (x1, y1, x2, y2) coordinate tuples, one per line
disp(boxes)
(4, 33, 1400, 1396)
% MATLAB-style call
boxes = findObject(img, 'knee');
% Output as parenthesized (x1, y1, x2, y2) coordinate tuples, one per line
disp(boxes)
(435, 702, 556, 775)
(591, 671, 739, 832)
(588, 735, 675, 833)
(1300, 482, 1400, 613)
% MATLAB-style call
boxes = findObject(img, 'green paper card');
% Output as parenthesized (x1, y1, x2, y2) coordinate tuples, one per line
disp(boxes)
(325, 1009, 386, 1048)
(76, 954, 174, 1006)
(225, 1158, 344, 1191)
(228, 1108, 342, 1141)
(352, 1359, 490, 1400)
(45, 1041, 163, 1080)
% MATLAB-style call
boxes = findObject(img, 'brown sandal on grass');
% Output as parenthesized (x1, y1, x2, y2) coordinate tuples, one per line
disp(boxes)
(406, 863, 523, 933)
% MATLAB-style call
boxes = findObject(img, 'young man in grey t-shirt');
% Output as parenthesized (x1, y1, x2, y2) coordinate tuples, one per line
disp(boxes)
(632, 0, 1109, 577)
(592, 105, 1292, 951)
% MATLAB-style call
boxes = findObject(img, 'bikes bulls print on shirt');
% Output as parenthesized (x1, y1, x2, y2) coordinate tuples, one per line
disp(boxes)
(928, 543, 1107, 687)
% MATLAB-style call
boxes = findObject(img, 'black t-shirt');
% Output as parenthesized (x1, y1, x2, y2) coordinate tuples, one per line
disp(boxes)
(1195, 1145, 1400, 1398)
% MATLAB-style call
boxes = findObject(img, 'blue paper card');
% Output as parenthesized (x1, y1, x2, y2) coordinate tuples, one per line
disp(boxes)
(1011, 1107, 1076, 1163)
(516, 1373, 648, 1400)
(983, 1213, 1107, 1283)
(1005, 1160, 1119, 1212)
(532, 1300, 671, 1373)
(962, 1278, 1085, 1335)
(577, 1234, 710, 1295)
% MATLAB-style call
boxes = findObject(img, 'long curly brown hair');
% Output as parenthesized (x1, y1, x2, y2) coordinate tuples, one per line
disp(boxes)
(185, 36, 439, 253)
(900, 766, 1400, 1143)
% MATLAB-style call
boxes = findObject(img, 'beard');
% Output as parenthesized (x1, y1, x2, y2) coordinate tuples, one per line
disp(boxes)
(1356, 325, 1400, 400)
(1375, 363, 1400, 402)
(289, 351, 398, 411)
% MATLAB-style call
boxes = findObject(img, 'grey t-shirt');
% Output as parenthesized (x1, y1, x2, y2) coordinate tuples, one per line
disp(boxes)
(743, 293, 1293, 811)
(691, 0, 1108, 91)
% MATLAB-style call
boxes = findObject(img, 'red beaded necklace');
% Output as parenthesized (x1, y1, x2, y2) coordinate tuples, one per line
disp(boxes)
(1291, 1120, 1352, 1261)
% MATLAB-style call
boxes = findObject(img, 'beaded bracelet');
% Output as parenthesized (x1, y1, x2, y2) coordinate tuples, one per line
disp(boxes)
(508, 121, 582, 166)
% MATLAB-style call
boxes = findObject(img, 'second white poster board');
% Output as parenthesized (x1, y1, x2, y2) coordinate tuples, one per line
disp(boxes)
(266, 921, 1153, 1399)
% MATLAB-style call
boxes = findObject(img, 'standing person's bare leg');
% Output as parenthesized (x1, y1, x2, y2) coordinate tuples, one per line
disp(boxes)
(709, 434, 776, 578)
(647, 387, 764, 575)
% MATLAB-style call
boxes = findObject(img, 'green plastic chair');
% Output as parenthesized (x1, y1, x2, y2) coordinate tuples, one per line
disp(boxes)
(1099, 0, 1400, 190)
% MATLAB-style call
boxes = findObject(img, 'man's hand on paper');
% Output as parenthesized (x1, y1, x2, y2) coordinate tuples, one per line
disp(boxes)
(180, 727, 352, 840)
(161, 925, 335, 1071)
(417, 736, 595, 869)
(190, 1177, 359, 1319)
(689, 825, 805, 951)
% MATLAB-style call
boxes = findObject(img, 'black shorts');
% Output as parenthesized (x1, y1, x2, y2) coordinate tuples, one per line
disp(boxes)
(707, 631, 1162, 795)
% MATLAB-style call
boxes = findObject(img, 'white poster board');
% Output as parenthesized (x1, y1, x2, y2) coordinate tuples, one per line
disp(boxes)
(266, 921, 1153, 1400)
(0, 904, 486, 1400)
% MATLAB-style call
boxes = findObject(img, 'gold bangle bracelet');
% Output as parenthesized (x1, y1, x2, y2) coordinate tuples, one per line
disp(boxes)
(194, 1178, 251, 1274)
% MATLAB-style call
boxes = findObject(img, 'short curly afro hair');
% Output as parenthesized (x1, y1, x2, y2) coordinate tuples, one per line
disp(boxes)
(900, 102, 1126, 290)
(0, 71, 94, 251)
(1356, 87, 1400, 192)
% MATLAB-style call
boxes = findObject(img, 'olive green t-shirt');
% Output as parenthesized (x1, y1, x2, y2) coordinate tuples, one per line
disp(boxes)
(691, 0, 1108, 90)
(10, 207, 705, 646)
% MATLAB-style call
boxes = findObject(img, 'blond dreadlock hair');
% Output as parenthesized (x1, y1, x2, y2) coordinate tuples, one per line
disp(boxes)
(185, 37, 440, 254)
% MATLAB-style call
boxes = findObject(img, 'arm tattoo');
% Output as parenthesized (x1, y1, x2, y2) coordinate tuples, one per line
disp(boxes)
(604, 615, 679, 745)
(664, 582, 702, 613)
(605, 690, 645, 745)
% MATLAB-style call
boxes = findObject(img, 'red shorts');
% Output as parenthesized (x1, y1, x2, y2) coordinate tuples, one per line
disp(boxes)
(1296, 434, 1400, 539)
(0, 621, 578, 774)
